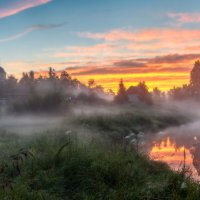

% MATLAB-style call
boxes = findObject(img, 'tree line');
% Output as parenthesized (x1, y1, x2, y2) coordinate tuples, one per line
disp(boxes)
(0, 67, 112, 113)
(169, 60, 200, 100)
(115, 60, 200, 104)
(0, 60, 199, 113)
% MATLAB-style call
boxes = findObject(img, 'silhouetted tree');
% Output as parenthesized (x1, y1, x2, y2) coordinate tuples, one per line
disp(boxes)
(60, 70, 72, 91)
(0, 67, 6, 97)
(94, 85, 104, 93)
(48, 67, 56, 80)
(60, 71, 71, 81)
(88, 79, 95, 88)
(169, 61, 200, 101)
(107, 89, 115, 96)
(29, 71, 35, 80)
(169, 84, 191, 100)
(137, 82, 152, 104)
(190, 60, 200, 99)
(152, 87, 165, 102)
(152, 87, 161, 96)
(0, 66, 123, 112)
(115, 79, 128, 104)
(6, 75, 17, 96)
(20, 73, 29, 83)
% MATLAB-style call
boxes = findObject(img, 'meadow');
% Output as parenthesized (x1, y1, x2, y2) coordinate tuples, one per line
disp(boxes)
(0, 104, 198, 200)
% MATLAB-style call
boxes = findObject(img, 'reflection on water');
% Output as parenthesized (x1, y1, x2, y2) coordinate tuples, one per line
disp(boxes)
(150, 137, 199, 180)
(148, 121, 200, 181)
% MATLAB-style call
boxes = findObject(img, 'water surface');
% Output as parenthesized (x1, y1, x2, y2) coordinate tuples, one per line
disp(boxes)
(149, 121, 200, 180)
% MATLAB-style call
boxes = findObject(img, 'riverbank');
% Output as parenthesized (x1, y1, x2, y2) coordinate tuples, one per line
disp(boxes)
(70, 104, 192, 144)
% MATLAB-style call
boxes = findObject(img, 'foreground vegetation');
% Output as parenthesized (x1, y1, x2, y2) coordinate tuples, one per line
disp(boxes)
(0, 125, 199, 200)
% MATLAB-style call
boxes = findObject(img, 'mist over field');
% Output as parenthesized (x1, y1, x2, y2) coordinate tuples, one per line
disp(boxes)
(2, 0, 200, 199)
(0, 54, 198, 199)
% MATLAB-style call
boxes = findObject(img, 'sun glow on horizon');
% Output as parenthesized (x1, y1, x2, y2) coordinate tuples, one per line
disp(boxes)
(72, 72, 190, 92)
(11, 68, 191, 93)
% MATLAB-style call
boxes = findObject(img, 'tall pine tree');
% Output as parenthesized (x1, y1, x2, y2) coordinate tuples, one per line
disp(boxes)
(115, 79, 128, 104)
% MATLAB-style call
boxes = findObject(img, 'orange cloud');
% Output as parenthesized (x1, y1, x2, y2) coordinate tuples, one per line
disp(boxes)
(54, 28, 200, 69)
(63, 53, 197, 92)
(7, 27, 200, 92)
(54, 43, 120, 58)
(6, 51, 197, 92)
(53, 28, 200, 68)
(64, 53, 198, 76)
(78, 28, 200, 44)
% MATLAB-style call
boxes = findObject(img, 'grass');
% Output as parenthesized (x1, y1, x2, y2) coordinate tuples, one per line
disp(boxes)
(0, 129, 199, 200)
(0, 105, 196, 199)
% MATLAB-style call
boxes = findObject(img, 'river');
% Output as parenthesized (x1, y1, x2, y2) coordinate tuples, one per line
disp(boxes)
(148, 121, 200, 181)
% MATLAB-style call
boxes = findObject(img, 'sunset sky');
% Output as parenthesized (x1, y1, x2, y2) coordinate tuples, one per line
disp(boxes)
(1, 0, 200, 91)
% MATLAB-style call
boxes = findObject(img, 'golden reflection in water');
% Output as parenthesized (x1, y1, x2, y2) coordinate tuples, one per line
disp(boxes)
(150, 137, 199, 180)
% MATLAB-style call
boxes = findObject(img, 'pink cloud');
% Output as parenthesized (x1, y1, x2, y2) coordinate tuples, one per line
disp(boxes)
(0, 0, 52, 19)
(51, 28, 200, 78)
(54, 43, 124, 59)
(78, 28, 200, 44)
(55, 28, 200, 64)
(167, 12, 200, 24)
(78, 30, 139, 42)
(75, 28, 200, 58)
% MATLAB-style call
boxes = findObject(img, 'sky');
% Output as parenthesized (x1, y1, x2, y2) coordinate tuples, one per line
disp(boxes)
(1, 0, 200, 92)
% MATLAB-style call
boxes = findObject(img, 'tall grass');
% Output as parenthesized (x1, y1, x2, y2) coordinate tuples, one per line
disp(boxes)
(0, 129, 199, 200)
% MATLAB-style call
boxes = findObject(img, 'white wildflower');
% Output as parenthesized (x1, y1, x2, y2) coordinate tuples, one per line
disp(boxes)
(129, 132, 136, 137)
(65, 130, 72, 135)
(138, 132, 144, 138)
(131, 139, 137, 144)
(180, 182, 187, 190)
(125, 135, 131, 140)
